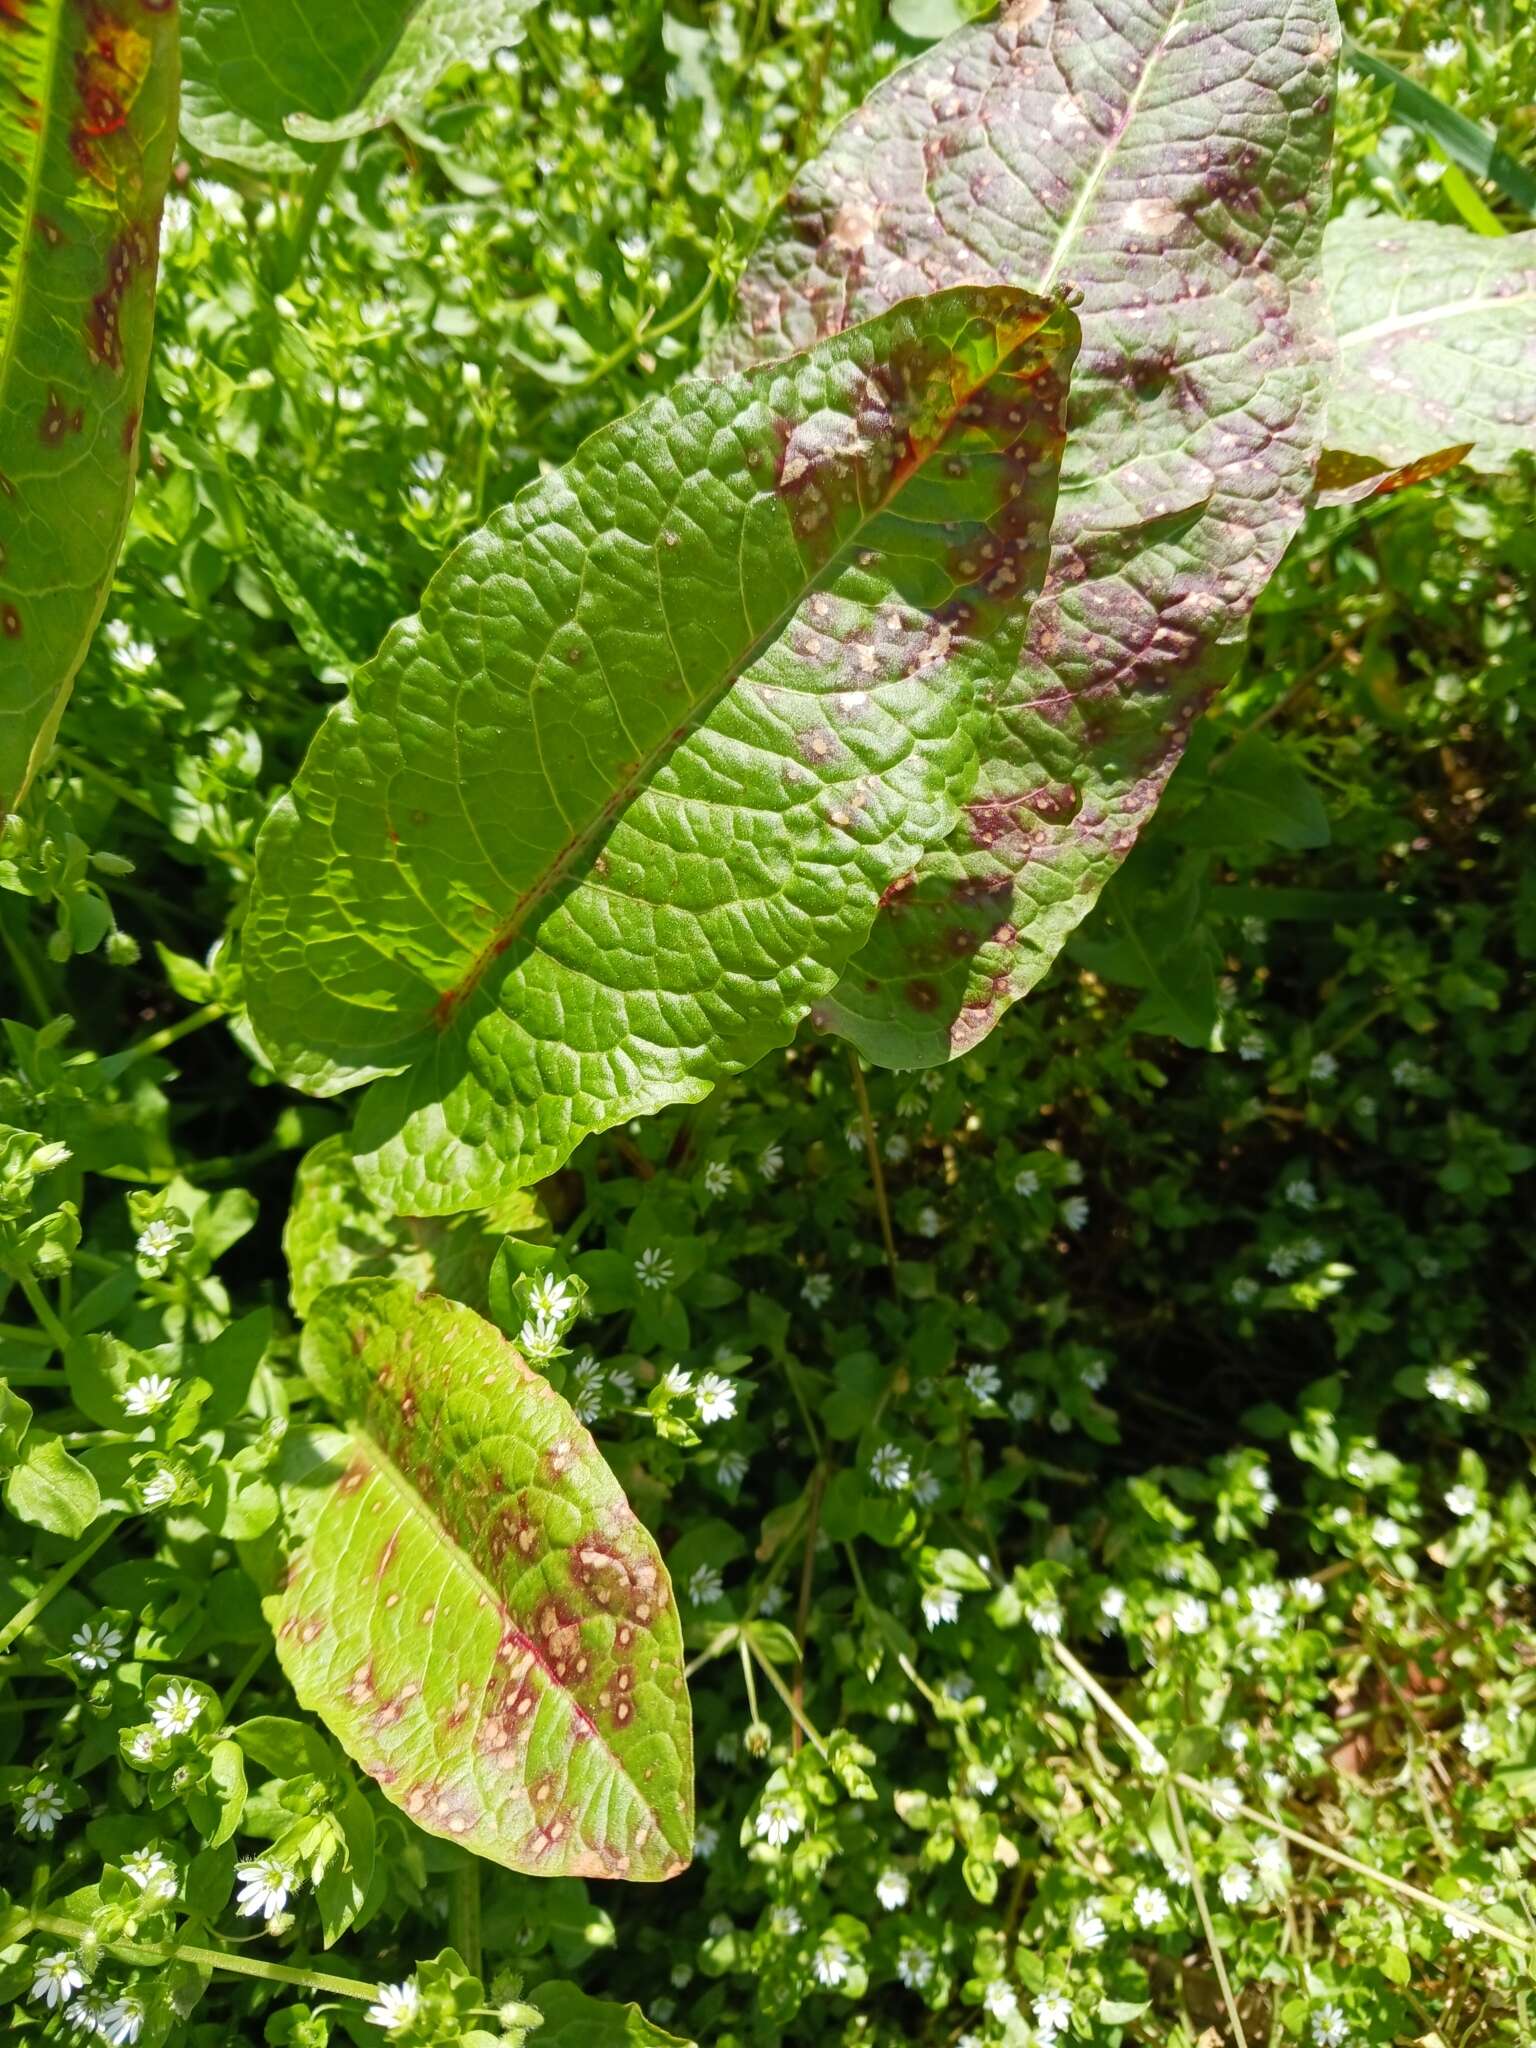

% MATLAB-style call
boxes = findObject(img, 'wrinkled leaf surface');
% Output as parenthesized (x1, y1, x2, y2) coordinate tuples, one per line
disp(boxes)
(267, 1279, 692, 1879)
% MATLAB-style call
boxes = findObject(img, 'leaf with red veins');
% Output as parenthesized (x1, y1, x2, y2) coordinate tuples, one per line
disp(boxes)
(715, 0, 1339, 1065)
(265, 1279, 693, 1881)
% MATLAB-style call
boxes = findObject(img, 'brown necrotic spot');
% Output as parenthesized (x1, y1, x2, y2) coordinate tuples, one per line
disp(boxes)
(40, 390, 84, 443)
(2, 605, 21, 638)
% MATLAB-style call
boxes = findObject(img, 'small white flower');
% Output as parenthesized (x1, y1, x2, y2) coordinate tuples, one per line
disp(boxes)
(568, 1355, 604, 1422)
(67, 1990, 112, 2035)
(961, 1361, 1001, 1407)
(1060, 1195, 1089, 1232)
(1442, 1898, 1479, 1940)
(758, 1582, 787, 1617)
(123, 1373, 176, 1416)
(1286, 1177, 1319, 1209)
(127, 1729, 159, 1763)
(634, 1248, 674, 1291)
(922, 1587, 960, 1630)
(1026, 1597, 1063, 1639)
(844, 1118, 866, 1153)
(875, 1868, 909, 1911)
(135, 1219, 181, 1272)
(1208, 1778, 1242, 1822)
(770, 1903, 801, 1935)
(659, 1365, 693, 1397)
(1079, 1356, 1108, 1392)
(20, 1783, 65, 1835)
(1423, 35, 1460, 67)
(103, 1997, 145, 2047)
(1009, 1387, 1038, 1422)
(1133, 1882, 1169, 1927)
(365, 1981, 421, 2035)
(607, 1366, 637, 1405)
(517, 1311, 564, 1363)
(694, 1822, 720, 1859)
(812, 1936, 849, 1988)
(702, 1159, 733, 1198)
(1312, 2002, 1349, 2047)
(1099, 1586, 1127, 1632)
(1013, 1167, 1040, 1197)
(1238, 1031, 1266, 1061)
(896, 1940, 933, 1988)
(31, 1952, 85, 2008)
(122, 1848, 176, 1897)
(695, 1372, 737, 1425)
(1371, 1516, 1403, 1548)
(1030, 1989, 1068, 2033)
(716, 1449, 749, 1489)
(869, 1443, 911, 1492)
(235, 1855, 294, 1922)
(1230, 1275, 1260, 1305)
(1218, 1864, 1254, 1906)
(1425, 1365, 1458, 1401)
(801, 1271, 833, 1310)
(911, 1466, 942, 1507)
(1291, 1576, 1324, 1610)
(1172, 1595, 1209, 1635)
(1309, 1052, 1337, 1082)
(140, 1468, 178, 1507)
(754, 1797, 801, 1847)
(968, 1762, 999, 1796)
(70, 1619, 125, 1672)
(151, 1680, 205, 1738)
(1073, 1904, 1106, 1949)
(758, 1142, 784, 1182)
(916, 1204, 941, 1238)
(884, 1132, 910, 1164)
(1445, 1483, 1478, 1518)
(1460, 1716, 1492, 1760)
(687, 1563, 724, 1606)
(526, 1273, 574, 1321)
(1255, 1835, 1289, 1884)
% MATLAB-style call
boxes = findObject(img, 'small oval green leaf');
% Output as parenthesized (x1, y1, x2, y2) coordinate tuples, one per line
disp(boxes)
(265, 1279, 693, 1881)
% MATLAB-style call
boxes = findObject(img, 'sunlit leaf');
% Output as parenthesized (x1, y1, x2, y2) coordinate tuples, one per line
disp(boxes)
(0, 0, 178, 815)
(715, 0, 1338, 1066)
(180, 0, 533, 168)
(265, 1279, 693, 1880)
(1317, 217, 1536, 504)
(244, 287, 1076, 1211)
(531, 1980, 695, 2048)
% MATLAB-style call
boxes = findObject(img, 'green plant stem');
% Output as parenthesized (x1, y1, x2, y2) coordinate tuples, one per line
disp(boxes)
(24, 1911, 381, 2001)
(745, 1633, 828, 1758)
(449, 1860, 482, 1982)
(5, 1267, 70, 1351)
(1167, 1779, 1249, 2048)
(848, 1049, 898, 1289)
(275, 143, 345, 291)
(114, 1001, 224, 1070)
(220, 1639, 272, 1718)
(0, 900, 53, 1025)
(1049, 1639, 1534, 1952)
(0, 1319, 53, 1346)
(0, 1515, 124, 1655)
(55, 747, 162, 821)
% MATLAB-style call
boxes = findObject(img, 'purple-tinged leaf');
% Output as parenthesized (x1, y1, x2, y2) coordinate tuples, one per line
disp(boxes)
(715, 0, 1338, 1065)
(265, 1280, 692, 1881)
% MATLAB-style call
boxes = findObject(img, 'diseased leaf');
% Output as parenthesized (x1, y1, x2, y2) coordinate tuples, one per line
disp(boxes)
(715, 0, 1337, 1066)
(180, 0, 532, 168)
(284, 1134, 546, 1319)
(0, 0, 179, 816)
(245, 287, 1076, 1211)
(1318, 217, 1536, 504)
(265, 1279, 693, 1881)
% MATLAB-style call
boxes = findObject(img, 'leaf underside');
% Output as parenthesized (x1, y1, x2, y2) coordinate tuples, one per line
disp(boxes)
(714, 0, 1338, 1066)
(245, 287, 1076, 1212)
(179, 0, 532, 167)
(266, 1279, 693, 1881)
(1316, 216, 1536, 505)
(0, 0, 179, 816)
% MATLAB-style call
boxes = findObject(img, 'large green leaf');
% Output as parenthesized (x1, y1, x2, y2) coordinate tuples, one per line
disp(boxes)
(265, 1279, 692, 1880)
(180, 0, 532, 169)
(1317, 217, 1536, 504)
(0, 0, 179, 816)
(715, 0, 1338, 1066)
(284, 1134, 545, 1319)
(531, 1981, 694, 2048)
(244, 287, 1077, 1211)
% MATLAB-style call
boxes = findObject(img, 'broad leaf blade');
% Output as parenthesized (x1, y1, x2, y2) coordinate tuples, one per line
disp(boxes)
(716, 0, 1338, 1066)
(284, 1134, 546, 1319)
(0, 0, 179, 816)
(245, 287, 1076, 1211)
(1318, 217, 1536, 504)
(266, 1279, 692, 1881)
(180, 0, 531, 167)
